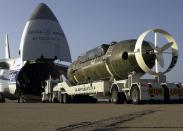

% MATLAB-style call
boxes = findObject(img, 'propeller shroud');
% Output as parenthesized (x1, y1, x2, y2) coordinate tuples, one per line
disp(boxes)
(134, 29, 178, 76)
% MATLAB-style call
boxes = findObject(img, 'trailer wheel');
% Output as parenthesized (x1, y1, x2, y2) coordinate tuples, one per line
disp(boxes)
(111, 89, 118, 104)
(18, 95, 25, 103)
(111, 86, 126, 104)
(58, 92, 63, 103)
(130, 86, 140, 104)
(18, 91, 25, 103)
(162, 85, 170, 104)
(63, 94, 71, 103)
(118, 92, 126, 104)
(0, 93, 5, 103)
(63, 94, 67, 103)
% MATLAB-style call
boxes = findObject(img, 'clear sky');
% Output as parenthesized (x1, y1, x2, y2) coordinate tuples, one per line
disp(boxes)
(0, 0, 183, 82)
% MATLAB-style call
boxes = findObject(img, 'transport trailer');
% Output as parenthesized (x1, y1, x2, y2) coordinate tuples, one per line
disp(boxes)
(42, 74, 183, 104)
(41, 28, 181, 104)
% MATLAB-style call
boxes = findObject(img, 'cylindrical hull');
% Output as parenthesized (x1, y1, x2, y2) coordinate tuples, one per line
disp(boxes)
(68, 40, 155, 85)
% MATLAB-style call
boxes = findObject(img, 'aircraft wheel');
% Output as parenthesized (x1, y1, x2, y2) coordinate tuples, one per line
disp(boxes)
(0, 93, 5, 103)
(130, 86, 140, 104)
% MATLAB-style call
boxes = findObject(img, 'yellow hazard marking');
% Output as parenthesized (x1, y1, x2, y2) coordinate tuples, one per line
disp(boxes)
(148, 88, 163, 96)
(170, 88, 183, 96)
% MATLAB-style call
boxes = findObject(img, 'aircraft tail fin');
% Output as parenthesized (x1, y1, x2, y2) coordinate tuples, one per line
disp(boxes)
(5, 34, 10, 59)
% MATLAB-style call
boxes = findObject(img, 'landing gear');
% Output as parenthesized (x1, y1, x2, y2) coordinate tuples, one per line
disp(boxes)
(0, 93, 5, 103)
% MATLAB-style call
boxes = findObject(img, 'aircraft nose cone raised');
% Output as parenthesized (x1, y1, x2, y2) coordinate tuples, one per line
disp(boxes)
(20, 3, 71, 62)
(29, 3, 58, 22)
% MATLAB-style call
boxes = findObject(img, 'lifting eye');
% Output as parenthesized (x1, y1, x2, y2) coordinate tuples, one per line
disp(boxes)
(122, 51, 128, 60)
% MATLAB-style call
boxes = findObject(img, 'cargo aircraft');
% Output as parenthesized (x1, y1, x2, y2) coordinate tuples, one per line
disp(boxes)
(0, 3, 71, 102)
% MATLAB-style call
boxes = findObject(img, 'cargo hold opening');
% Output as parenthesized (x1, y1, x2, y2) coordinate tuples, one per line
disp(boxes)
(16, 61, 60, 96)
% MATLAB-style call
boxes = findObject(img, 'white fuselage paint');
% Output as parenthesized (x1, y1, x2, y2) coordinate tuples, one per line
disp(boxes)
(0, 4, 72, 101)
(19, 20, 71, 62)
(0, 19, 72, 100)
(0, 58, 23, 99)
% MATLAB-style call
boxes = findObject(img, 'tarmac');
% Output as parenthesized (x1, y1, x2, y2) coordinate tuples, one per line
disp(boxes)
(0, 102, 183, 131)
